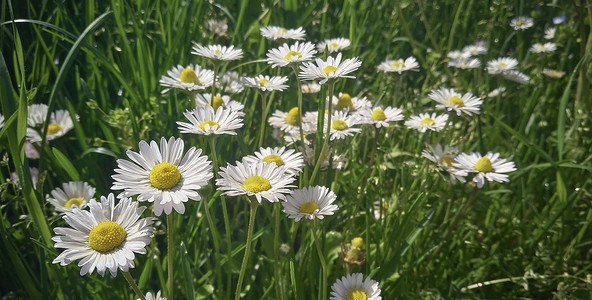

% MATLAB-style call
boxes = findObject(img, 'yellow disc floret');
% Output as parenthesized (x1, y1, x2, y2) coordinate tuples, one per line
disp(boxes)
(211, 96, 224, 111)
(263, 154, 284, 166)
(259, 78, 270, 86)
(243, 176, 271, 193)
(284, 50, 302, 60)
(448, 96, 465, 107)
(299, 201, 320, 214)
(47, 123, 63, 135)
(285, 107, 300, 126)
(323, 65, 338, 76)
(150, 162, 181, 190)
(440, 157, 455, 168)
(351, 237, 364, 248)
(346, 288, 367, 300)
(88, 221, 127, 253)
(371, 108, 386, 121)
(474, 156, 493, 173)
(335, 93, 353, 110)
(391, 61, 405, 67)
(332, 120, 348, 130)
(65, 197, 83, 208)
(420, 118, 435, 125)
(180, 68, 201, 85)
(199, 120, 220, 131)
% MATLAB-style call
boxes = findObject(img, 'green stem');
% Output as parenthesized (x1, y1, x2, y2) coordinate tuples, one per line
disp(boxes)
(258, 92, 269, 148)
(235, 200, 259, 300)
(273, 202, 284, 300)
(309, 82, 335, 184)
(290, 65, 306, 148)
(167, 213, 174, 300)
(211, 63, 220, 105)
(122, 271, 146, 300)
(311, 221, 328, 300)
(204, 138, 224, 288)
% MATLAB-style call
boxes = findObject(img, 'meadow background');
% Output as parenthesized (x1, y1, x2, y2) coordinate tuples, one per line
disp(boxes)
(1, 0, 591, 299)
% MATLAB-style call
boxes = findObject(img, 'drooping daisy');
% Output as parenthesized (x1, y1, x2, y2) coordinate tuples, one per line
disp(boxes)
(52, 194, 155, 276)
(111, 137, 213, 216)
(530, 42, 557, 53)
(191, 43, 243, 61)
(27, 103, 49, 127)
(404, 113, 449, 132)
(260, 25, 306, 41)
(462, 44, 488, 56)
(448, 58, 481, 69)
(216, 159, 296, 203)
(330, 273, 381, 300)
(269, 107, 301, 132)
(205, 19, 228, 36)
(266, 41, 317, 68)
(542, 68, 566, 79)
(421, 144, 467, 183)
(428, 88, 483, 116)
(141, 291, 166, 300)
(299, 53, 362, 84)
(454, 151, 516, 188)
(377, 57, 420, 74)
(329, 93, 372, 113)
(282, 186, 338, 222)
(486, 57, 519, 74)
(47, 181, 96, 213)
(177, 106, 244, 136)
(159, 64, 214, 94)
(503, 70, 530, 84)
(243, 146, 305, 176)
(487, 87, 506, 98)
(194, 93, 245, 116)
(447, 50, 470, 60)
(510, 16, 534, 30)
(359, 106, 404, 128)
(544, 27, 556, 40)
(242, 75, 289, 92)
(317, 37, 350, 53)
(327, 110, 363, 140)
(302, 82, 321, 94)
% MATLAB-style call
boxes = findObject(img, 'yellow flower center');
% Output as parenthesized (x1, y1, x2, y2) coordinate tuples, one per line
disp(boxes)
(47, 123, 63, 135)
(517, 20, 525, 26)
(284, 50, 302, 60)
(335, 93, 353, 110)
(346, 288, 367, 300)
(263, 154, 284, 166)
(299, 201, 320, 214)
(277, 28, 287, 34)
(199, 120, 220, 131)
(474, 156, 493, 173)
(285, 107, 300, 126)
(88, 221, 127, 253)
(351, 237, 364, 248)
(215, 49, 220, 55)
(150, 162, 181, 190)
(329, 42, 338, 49)
(382, 201, 389, 210)
(259, 78, 270, 86)
(180, 68, 201, 85)
(497, 62, 506, 67)
(65, 197, 83, 208)
(420, 118, 435, 125)
(448, 96, 465, 107)
(440, 157, 455, 168)
(371, 108, 386, 121)
(323, 65, 338, 76)
(243, 175, 271, 193)
(332, 120, 348, 130)
(211, 96, 224, 111)
(391, 61, 405, 67)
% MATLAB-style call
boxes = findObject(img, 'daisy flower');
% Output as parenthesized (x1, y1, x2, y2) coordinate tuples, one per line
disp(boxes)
(191, 44, 243, 61)
(269, 107, 301, 132)
(243, 146, 305, 175)
(327, 110, 363, 140)
(486, 57, 518, 74)
(302, 82, 321, 94)
(404, 113, 449, 132)
(421, 144, 467, 183)
(542, 68, 566, 79)
(194, 93, 245, 116)
(177, 106, 244, 136)
(510, 16, 534, 30)
(462, 44, 488, 56)
(448, 58, 481, 69)
(530, 42, 557, 53)
(111, 137, 213, 216)
(282, 186, 338, 222)
(205, 19, 228, 36)
(329, 93, 372, 112)
(219, 71, 244, 93)
(428, 88, 483, 116)
(488, 87, 506, 98)
(47, 181, 96, 213)
(377, 57, 420, 74)
(299, 53, 362, 84)
(52, 194, 155, 276)
(359, 106, 404, 128)
(159, 64, 214, 94)
(216, 159, 296, 203)
(503, 70, 530, 84)
(260, 25, 306, 41)
(454, 151, 516, 188)
(544, 27, 556, 40)
(447, 50, 470, 60)
(266, 41, 317, 68)
(27, 110, 76, 142)
(317, 37, 350, 53)
(242, 75, 289, 92)
(27, 103, 49, 127)
(330, 273, 381, 300)
(141, 291, 166, 300)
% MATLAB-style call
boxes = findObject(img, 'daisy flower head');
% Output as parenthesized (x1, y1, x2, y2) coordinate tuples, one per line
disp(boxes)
(428, 88, 483, 116)
(544, 27, 556, 40)
(52, 194, 155, 276)
(282, 186, 338, 222)
(542, 68, 566, 79)
(302, 82, 321, 94)
(46, 110, 76, 141)
(330, 273, 381, 300)
(377, 57, 420, 74)
(177, 106, 244, 136)
(159, 64, 214, 94)
(317, 37, 350, 53)
(205, 19, 228, 36)
(194, 93, 245, 116)
(530, 42, 557, 53)
(260, 25, 306, 41)
(141, 291, 166, 300)
(448, 58, 481, 69)
(329, 93, 372, 112)
(27, 103, 49, 127)
(503, 70, 530, 84)
(266, 41, 317, 68)
(47, 181, 96, 213)
(243, 146, 305, 176)
(242, 75, 289, 92)
(447, 50, 470, 60)
(328, 110, 363, 140)
(111, 137, 213, 216)
(360, 106, 404, 128)
(299, 53, 362, 85)
(462, 44, 488, 56)
(510, 16, 534, 30)
(269, 107, 301, 132)
(191, 43, 243, 62)
(454, 151, 516, 188)
(216, 159, 296, 203)
(405, 112, 449, 133)
(422, 144, 467, 183)
(486, 57, 519, 74)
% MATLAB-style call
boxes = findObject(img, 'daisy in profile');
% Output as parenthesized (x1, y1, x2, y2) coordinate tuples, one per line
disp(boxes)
(377, 57, 420, 74)
(141, 291, 166, 300)
(360, 106, 404, 128)
(544, 27, 556, 40)
(299, 53, 362, 85)
(216, 159, 296, 203)
(330, 273, 381, 300)
(329, 93, 372, 112)
(302, 82, 321, 94)
(510, 16, 534, 30)
(530, 42, 557, 53)
(488, 87, 506, 98)
(454, 151, 516, 188)
(191, 43, 243, 62)
(47, 181, 96, 213)
(405, 113, 448, 132)
(428, 88, 483, 116)
(243, 146, 305, 175)
(448, 58, 481, 69)
(317, 37, 350, 53)
(503, 70, 530, 84)
(266, 41, 317, 68)
(447, 50, 470, 60)
(269, 107, 301, 132)
(159, 64, 214, 94)
(242, 75, 289, 92)
(542, 68, 566, 79)
(282, 186, 338, 222)
(486, 57, 519, 74)
(194, 93, 244, 116)
(27, 103, 49, 127)
(422, 144, 467, 183)
(462, 44, 487, 56)
(177, 106, 244, 136)
(260, 25, 306, 41)
(52, 194, 155, 276)
(111, 137, 213, 216)
(328, 110, 363, 140)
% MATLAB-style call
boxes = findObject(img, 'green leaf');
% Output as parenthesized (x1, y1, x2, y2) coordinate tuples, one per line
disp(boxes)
(52, 147, 81, 181)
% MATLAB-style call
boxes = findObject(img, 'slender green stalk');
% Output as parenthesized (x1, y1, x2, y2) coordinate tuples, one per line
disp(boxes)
(210, 63, 220, 105)
(167, 213, 175, 300)
(257, 92, 269, 148)
(350, 127, 381, 230)
(235, 200, 259, 300)
(123, 271, 146, 300)
(311, 221, 328, 300)
(202, 138, 223, 288)
(273, 202, 284, 300)
(309, 81, 335, 184)
(290, 65, 306, 149)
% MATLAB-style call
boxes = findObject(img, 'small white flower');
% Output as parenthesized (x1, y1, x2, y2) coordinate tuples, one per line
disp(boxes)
(27, 110, 76, 142)
(299, 53, 362, 84)
(447, 50, 470, 60)
(329, 93, 372, 113)
(317, 37, 350, 53)
(404, 113, 449, 132)
(243, 146, 304, 176)
(544, 27, 556, 40)
(462, 44, 488, 56)
(553, 16, 565, 24)
(266, 41, 317, 68)
(191, 44, 243, 61)
(301, 82, 321, 94)
(503, 70, 530, 84)
(542, 68, 566, 79)
(141, 291, 166, 300)
(159, 64, 214, 94)
(510, 16, 534, 30)
(260, 26, 306, 41)
(282, 186, 338, 222)
(486, 57, 519, 74)
(487, 87, 506, 97)
(377, 57, 420, 74)
(269, 107, 301, 132)
(327, 110, 363, 140)
(205, 19, 228, 35)
(330, 273, 381, 300)
(428, 88, 483, 116)
(27, 104, 49, 127)
(359, 106, 404, 128)
(454, 151, 516, 188)
(242, 75, 289, 92)
(47, 181, 96, 213)
(530, 42, 557, 53)
(177, 106, 244, 136)
(421, 144, 468, 183)
(219, 71, 244, 93)
(194, 93, 245, 116)
(448, 58, 481, 69)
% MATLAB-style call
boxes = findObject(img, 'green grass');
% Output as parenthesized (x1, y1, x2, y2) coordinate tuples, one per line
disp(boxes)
(1, 0, 591, 299)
